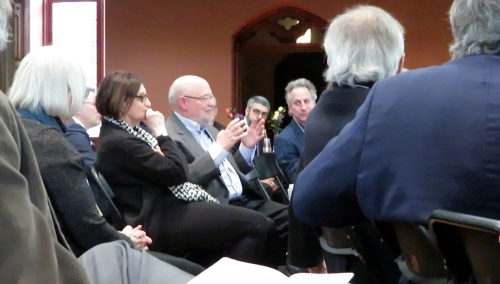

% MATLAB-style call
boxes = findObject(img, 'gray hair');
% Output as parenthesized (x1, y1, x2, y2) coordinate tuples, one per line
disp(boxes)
(9, 46, 87, 119)
(0, 0, 12, 51)
(323, 5, 405, 87)
(285, 78, 317, 105)
(449, 0, 500, 59)
(246, 95, 270, 109)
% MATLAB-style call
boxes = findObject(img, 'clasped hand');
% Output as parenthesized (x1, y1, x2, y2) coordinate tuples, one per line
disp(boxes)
(121, 225, 153, 250)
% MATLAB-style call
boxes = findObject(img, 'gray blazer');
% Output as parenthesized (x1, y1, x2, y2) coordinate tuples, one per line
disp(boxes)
(166, 114, 260, 204)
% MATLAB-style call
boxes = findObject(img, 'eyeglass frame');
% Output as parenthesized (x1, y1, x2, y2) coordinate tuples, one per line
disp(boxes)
(183, 94, 215, 103)
(251, 107, 269, 118)
(134, 94, 149, 103)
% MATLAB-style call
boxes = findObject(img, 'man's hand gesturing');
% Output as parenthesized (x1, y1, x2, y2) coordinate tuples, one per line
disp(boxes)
(216, 118, 247, 150)
(241, 118, 265, 148)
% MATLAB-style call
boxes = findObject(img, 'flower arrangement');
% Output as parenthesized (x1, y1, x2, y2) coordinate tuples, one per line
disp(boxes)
(225, 106, 244, 120)
(269, 106, 286, 136)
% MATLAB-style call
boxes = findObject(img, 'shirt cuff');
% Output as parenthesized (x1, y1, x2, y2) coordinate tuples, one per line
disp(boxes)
(239, 142, 256, 166)
(210, 143, 229, 166)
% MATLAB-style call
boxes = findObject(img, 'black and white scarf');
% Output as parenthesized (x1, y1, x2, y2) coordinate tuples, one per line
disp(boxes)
(104, 116, 219, 203)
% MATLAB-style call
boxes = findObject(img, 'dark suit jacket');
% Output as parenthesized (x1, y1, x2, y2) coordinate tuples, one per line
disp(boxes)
(274, 118, 304, 183)
(0, 94, 90, 283)
(165, 113, 259, 204)
(302, 85, 371, 167)
(95, 119, 189, 239)
(294, 55, 500, 228)
(64, 118, 111, 219)
(65, 118, 96, 170)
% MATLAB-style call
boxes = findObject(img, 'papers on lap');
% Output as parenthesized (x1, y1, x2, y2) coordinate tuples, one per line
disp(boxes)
(188, 257, 353, 284)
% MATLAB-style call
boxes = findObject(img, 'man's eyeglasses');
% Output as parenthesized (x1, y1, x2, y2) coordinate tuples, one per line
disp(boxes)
(251, 108, 268, 118)
(134, 94, 149, 103)
(183, 94, 215, 103)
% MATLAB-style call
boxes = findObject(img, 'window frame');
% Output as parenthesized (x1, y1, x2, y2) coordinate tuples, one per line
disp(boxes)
(43, 0, 105, 85)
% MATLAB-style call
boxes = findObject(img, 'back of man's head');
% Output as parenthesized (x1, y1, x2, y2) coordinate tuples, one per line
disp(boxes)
(324, 5, 404, 87)
(449, 0, 500, 59)
(0, 0, 12, 51)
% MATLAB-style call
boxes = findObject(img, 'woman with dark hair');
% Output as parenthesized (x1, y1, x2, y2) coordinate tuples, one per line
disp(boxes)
(95, 71, 272, 265)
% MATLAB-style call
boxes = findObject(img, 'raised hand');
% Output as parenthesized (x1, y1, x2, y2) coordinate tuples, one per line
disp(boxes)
(241, 118, 265, 148)
(216, 118, 247, 150)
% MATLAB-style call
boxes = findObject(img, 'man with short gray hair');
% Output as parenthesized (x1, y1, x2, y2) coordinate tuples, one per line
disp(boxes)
(294, 0, 500, 248)
(274, 78, 317, 183)
(289, 5, 405, 281)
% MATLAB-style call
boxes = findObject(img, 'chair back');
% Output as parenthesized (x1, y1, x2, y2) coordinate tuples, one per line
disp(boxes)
(374, 222, 449, 283)
(253, 153, 290, 201)
(319, 227, 357, 257)
(429, 209, 500, 284)
(244, 168, 271, 200)
(90, 167, 126, 229)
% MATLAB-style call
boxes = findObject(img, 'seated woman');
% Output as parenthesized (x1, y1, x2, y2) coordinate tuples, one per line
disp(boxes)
(8, 46, 205, 279)
(95, 71, 272, 265)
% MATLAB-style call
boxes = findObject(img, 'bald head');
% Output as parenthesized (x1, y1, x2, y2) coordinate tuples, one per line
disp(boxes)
(0, 0, 12, 51)
(168, 75, 215, 125)
(168, 75, 210, 109)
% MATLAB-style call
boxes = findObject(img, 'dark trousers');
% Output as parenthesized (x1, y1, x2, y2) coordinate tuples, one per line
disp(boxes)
(287, 200, 324, 268)
(150, 195, 270, 266)
(230, 194, 289, 266)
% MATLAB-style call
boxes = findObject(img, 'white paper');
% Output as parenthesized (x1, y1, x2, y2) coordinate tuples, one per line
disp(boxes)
(188, 257, 353, 284)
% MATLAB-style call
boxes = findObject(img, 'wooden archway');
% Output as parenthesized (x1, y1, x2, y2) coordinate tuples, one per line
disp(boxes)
(232, 6, 327, 111)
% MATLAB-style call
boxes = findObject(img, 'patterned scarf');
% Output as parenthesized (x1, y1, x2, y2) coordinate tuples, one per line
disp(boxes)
(104, 116, 218, 203)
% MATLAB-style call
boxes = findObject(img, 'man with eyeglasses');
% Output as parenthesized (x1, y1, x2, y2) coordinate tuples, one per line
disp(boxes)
(166, 75, 289, 267)
(65, 87, 101, 169)
(229, 96, 270, 155)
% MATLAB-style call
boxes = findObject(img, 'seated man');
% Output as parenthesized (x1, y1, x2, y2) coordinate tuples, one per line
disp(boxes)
(232, 96, 279, 193)
(291, 5, 406, 282)
(65, 87, 101, 170)
(231, 96, 271, 155)
(293, 0, 500, 229)
(274, 78, 317, 183)
(165, 75, 288, 266)
(64, 87, 111, 215)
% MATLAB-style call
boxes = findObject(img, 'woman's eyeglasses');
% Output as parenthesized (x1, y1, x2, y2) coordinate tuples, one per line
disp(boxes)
(134, 94, 149, 103)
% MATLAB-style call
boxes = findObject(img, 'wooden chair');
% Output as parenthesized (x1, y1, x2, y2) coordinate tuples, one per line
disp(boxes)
(319, 227, 357, 255)
(374, 222, 450, 283)
(90, 167, 126, 229)
(253, 153, 290, 202)
(429, 209, 500, 284)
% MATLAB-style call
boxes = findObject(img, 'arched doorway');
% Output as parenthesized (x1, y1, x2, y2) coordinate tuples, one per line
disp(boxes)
(233, 6, 328, 116)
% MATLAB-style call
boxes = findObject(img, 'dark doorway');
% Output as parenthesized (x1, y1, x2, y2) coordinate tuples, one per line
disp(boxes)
(274, 52, 327, 128)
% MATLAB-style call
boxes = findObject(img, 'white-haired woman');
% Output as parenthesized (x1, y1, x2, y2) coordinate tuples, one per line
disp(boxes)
(7, 46, 204, 284)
